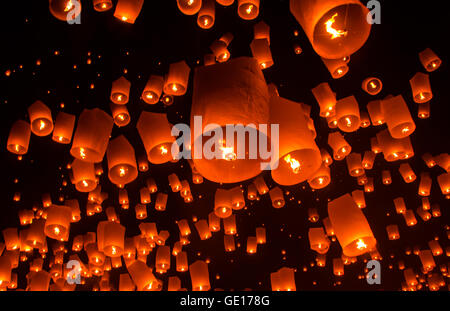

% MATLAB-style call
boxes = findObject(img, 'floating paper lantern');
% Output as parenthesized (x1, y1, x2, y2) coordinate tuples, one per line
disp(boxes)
(321, 57, 348, 79)
(127, 260, 160, 291)
(224, 235, 235, 252)
(270, 267, 296, 291)
(256, 227, 266, 244)
(328, 194, 376, 257)
(137, 111, 175, 164)
(204, 54, 216, 66)
(44, 205, 72, 240)
(435, 153, 450, 172)
(399, 163, 416, 183)
(270, 96, 321, 185)
(190, 57, 270, 183)
(431, 204, 441, 217)
(416, 207, 431, 221)
(326, 114, 338, 129)
(393, 197, 406, 214)
(328, 132, 351, 160)
(217, 0, 234, 5)
(308, 208, 319, 223)
(382, 170, 392, 185)
(28, 271, 51, 291)
(26, 219, 46, 250)
(2, 228, 19, 251)
(360, 111, 371, 128)
(346, 153, 364, 177)
(163, 61, 190, 96)
(107, 135, 138, 186)
(177, 0, 202, 15)
(114, 0, 144, 24)
(437, 172, 450, 195)
(246, 237, 257, 254)
(364, 177, 374, 192)
(155, 193, 168, 211)
(135, 204, 147, 220)
(70, 108, 114, 163)
(308, 227, 330, 254)
(403, 210, 417, 227)
(228, 187, 244, 210)
(333, 258, 344, 276)
(376, 129, 412, 162)
(238, 0, 259, 20)
(362, 151, 375, 169)
(52, 112, 75, 144)
(208, 212, 221, 232)
(99, 221, 125, 257)
(386, 224, 400, 240)
(254, 20, 270, 44)
(28, 100, 53, 137)
(428, 240, 443, 256)
(168, 276, 181, 291)
(410, 72, 432, 104)
(210, 40, 230, 63)
(7, 120, 31, 155)
(93, 0, 112, 11)
(336, 95, 360, 132)
(140, 188, 151, 204)
(146, 177, 158, 193)
(142, 75, 164, 104)
(351, 189, 366, 208)
(381, 95, 415, 139)
(49, 0, 82, 22)
(253, 176, 269, 195)
(71, 159, 97, 192)
(362, 77, 382, 95)
(195, 220, 212, 240)
(223, 214, 237, 235)
(419, 48, 441, 72)
(178, 220, 191, 237)
(155, 246, 171, 270)
(418, 102, 430, 119)
(311, 82, 336, 117)
(197, 0, 215, 29)
(110, 76, 131, 104)
(176, 251, 188, 272)
(418, 172, 432, 196)
(308, 163, 331, 189)
(110, 103, 130, 127)
(290, 0, 371, 59)
(189, 260, 210, 291)
(250, 38, 273, 69)
(269, 187, 285, 208)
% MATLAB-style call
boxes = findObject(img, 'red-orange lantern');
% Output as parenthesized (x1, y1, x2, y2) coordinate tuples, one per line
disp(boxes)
(321, 57, 349, 79)
(142, 75, 164, 104)
(238, 0, 259, 20)
(93, 0, 112, 12)
(177, 0, 202, 15)
(336, 95, 360, 133)
(28, 100, 53, 137)
(250, 38, 273, 69)
(7, 120, 31, 155)
(107, 135, 138, 186)
(410, 72, 433, 104)
(189, 260, 210, 291)
(52, 112, 75, 144)
(362, 77, 383, 95)
(419, 48, 441, 72)
(163, 61, 191, 96)
(311, 82, 336, 117)
(114, 0, 144, 24)
(110, 76, 131, 104)
(197, 0, 215, 29)
(49, 0, 82, 22)
(110, 103, 130, 127)
(381, 95, 416, 139)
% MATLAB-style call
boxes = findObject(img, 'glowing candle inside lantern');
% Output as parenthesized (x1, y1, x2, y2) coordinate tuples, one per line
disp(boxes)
(325, 13, 347, 40)
(283, 154, 301, 174)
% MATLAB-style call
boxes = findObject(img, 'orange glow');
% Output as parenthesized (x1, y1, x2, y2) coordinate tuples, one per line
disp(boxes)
(64, 0, 74, 12)
(325, 13, 347, 40)
(246, 5, 254, 15)
(79, 148, 86, 159)
(54, 226, 60, 235)
(119, 167, 127, 177)
(284, 154, 301, 174)
(159, 145, 168, 155)
(356, 239, 367, 250)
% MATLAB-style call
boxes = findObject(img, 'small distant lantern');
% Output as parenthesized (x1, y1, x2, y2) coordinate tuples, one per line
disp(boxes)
(197, 0, 215, 29)
(419, 48, 441, 72)
(28, 100, 53, 137)
(163, 61, 191, 96)
(362, 151, 376, 169)
(107, 135, 138, 186)
(382, 170, 392, 185)
(418, 102, 430, 119)
(308, 227, 330, 254)
(49, 0, 82, 22)
(177, 0, 202, 15)
(7, 120, 31, 155)
(335, 95, 360, 133)
(269, 187, 285, 208)
(386, 225, 400, 240)
(362, 77, 383, 95)
(346, 153, 364, 177)
(52, 112, 75, 144)
(93, 0, 112, 12)
(71, 159, 97, 192)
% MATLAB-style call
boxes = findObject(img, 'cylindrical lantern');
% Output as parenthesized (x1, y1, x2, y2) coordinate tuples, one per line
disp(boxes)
(254, 20, 270, 44)
(308, 227, 330, 254)
(437, 172, 450, 195)
(110, 103, 130, 127)
(28, 100, 53, 137)
(189, 260, 210, 291)
(142, 75, 164, 104)
(382, 170, 392, 185)
(362, 77, 382, 95)
(155, 193, 168, 211)
(177, 0, 202, 15)
(335, 95, 360, 132)
(328, 132, 351, 160)
(362, 151, 375, 170)
(351, 189, 366, 208)
(333, 258, 344, 276)
(44, 205, 72, 240)
(311, 82, 336, 117)
(381, 95, 415, 139)
(418, 102, 430, 119)
(270, 267, 296, 291)
(100, 222, 125, 257)
(49, 0, 82, 22)
(399, 163, 416, 183)
(376, 129, 411, 162)
(360, 111, 371, 128)
(107, 135, 138, 186)
(110, 76, 131, 104)
(70, 108, 113, 163)
(7, 120, 31, 155)
(176, 251, 188, 272)
(210, 40, 230, 63)
(410, 72, 432, 104)
(321, 57, 349, 79)
(346, 153, 364, 177)
(403, 210, 417, 227)
(328, 194, 376, 257)
(163, 61, 190, 96)
(250, 38, 273, 69)
(52, 112, 75, 144)
(114, 0, 144, 24)
(197, 0, 215, 29)
(135, 204, 147, 220)
(238, 0, 259, 20)
(71, 159, 97, 192)
(269, 187, 285, 208)
(419, 48, 441, 72)
(140, 188, 151, 204)
(307, 163, 331, 189)
(190, 57, 270, 183)
(224, 235, 235, 252)
(223, 214, 237, 235)
(366, 100, 385, 126)
(418, 172, 432, 196)
(270, 96, 322, 185)
(290, 0, 371, 59)
(195, 220, 212, 240)
(386, 224, 400, 240)
(208, 212, 221, 232)
(155, 246, 171, 270)
(137, 111, 175, 164)
(127, 260, 159, 290)
(246, 236, 257, 254)
(93, 0, 112, 11)
(256, 227, 266, 244)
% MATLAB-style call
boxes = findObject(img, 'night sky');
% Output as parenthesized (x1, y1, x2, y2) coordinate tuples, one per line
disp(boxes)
(1, 0, 449, 291)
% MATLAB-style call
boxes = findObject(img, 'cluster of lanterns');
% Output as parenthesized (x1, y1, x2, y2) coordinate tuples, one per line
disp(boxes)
(0, 0, 448, 291)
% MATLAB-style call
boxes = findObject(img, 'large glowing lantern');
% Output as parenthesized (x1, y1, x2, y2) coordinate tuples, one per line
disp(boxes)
(70, 108, 113, 163)
(250, 39, 273, 69)
(7, 120, 31, 155)
(127, 260, 160, 291)
(289, 0, 371, 59)
(49, 0, 81, 22)
(410, 72, 432, 104)
(44, 205, 72, 240)
(328, 194, 376, 257)
(71, 159, 97, 192)
(110, 76, 131, 105)
(52, 112, 75, 144)
(163, 61, 190, 96)
(107, 135, 138, 186)
(270, 96, 322, 185)
(28, 100, 53, 137)
(270, 267, 296, 291)
(114, 0, 144, 24)
(177, 0, 202, 15)
(381, 95, 415, 139)
(137, 111, 175, 164)
(190, 57, 270, 183)
(189, 260, 210, 291)
(335, 95, 360, 132)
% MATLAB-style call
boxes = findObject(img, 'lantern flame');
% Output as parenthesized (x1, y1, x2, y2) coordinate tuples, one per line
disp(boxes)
(82, 180, 89, 188)
(54, 227, 60, 235)
(159, 145, 168, 155)
(119, 167, 127, 177)
(64, 0, 74, 12)
(79, 148, 86, 159)
(187, 0, 194, 5)
(345, 117, 352, 127)
(356, 239, 367, 250)
(284, 154, 301, 174)
(246, 5, 254, 15)
(325, 13, 347, 39)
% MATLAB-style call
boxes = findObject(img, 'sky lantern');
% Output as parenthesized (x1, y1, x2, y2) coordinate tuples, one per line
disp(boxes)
(307, 164, 331, 189)
(417, 102, 430, 119)
(328, 194, 376, 257)
(311, 82, 336, 117)
(256, 227, 266, 244)
(362, 77, 383, 95)
(155, 193, 168, 211)
(254, 20, 270, 44)
(142, 75, 164, 104)
(367, 100, 385, 126)
(435, 153, 450, 172)
(290, 0, 371, 59)
(321, 57, 349, 79)
(195, 220, 212, 240)
(320, 148, 333, 166)
(189, 260, 210, 291)
(155, 245, 171, 270)
(93, 0, 112, 12)
(110, 103, 130, 127)
(333, 258, 344, 276)
(70, 108, 113, 163)
(224, 235, 235, 252)
(137, 111, 175, 164)
(229, 186, 245, 210)
(328, 132, 351, 160)
(360, 111, 370, 128)
(253, 176, 269, 195)
(418, 172, 432, 196)
(119, 273, 135, 291)
(326, 114, 338, 129)
(419, 48, 441, 72)
(215, 189, 232, 218)
(28, 100, 53, 137)
(190, 57, 270, 183)
(410, 72, 433, 104)
(2, 228, 19, 251)
(168, 276, 181, 291)
(351, 189, 366, 208)
(269, 186, 285, 208)
(26, 219, 46, 249)
(382, 170, 392, 185)
(140, 187, 151, 204)
(217, 0, 234, 6)
(138, 155, 149, 172)
(419, 250, 436, 273)
(197, 0, 215, 29)
(403, 210, 417, 227)
(203, 53, 216, 66)
(246, 236, 258, 254)
(223, 214, 237, 235)
(376, 129, 412, 162)
(393, 197, 406, 215)
(362, 151, 375, 170)
(178, 219, 191, 236)
(399, 163, 416, 183)
(49, 0, 82, 22)
(238, 0, 260, 20)
(346, 153, 364, 177)
(28, 271, 51, 291)
(386, 224, 400, 240)
(114, 0, 144, 24)
(44, 205, 72, 241)
(208, 212, 221, 232)
(308, 227, 330, 254)
(364, 177, 374, 192)
(163, 61, 191, 96)
(7, 120, 31, 155)
(335, 95, 360, 132)
(176, 251, 188, 272)
(270, 96, 321, 185)
(110, 76, 131, 105)
(52, 112, 75, 144)
(127, 260, 160, 291)
(437, 172, 450, 195)
(270, 267, 296, 291)
(107, 135, 138, 186)
(250, 38, 273, 69)
(177, 0, 202, 15)
(381, 95, 415, 139)
(210, 40, 230, 63)
(71, 159, 97, 192)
